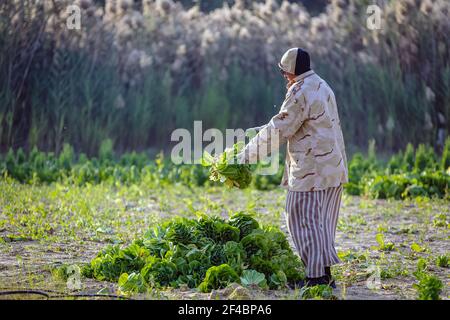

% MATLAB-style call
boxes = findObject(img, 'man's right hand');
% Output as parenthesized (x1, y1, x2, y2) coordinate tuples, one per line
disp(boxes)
(245, 125, 265, 139)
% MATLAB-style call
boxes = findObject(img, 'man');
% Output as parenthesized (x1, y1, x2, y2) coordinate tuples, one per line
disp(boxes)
(239, 48, 348, 287)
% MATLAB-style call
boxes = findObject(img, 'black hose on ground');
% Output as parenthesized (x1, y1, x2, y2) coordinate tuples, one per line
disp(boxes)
(0, 290, 50, 299)
(0, 288, 132, 300)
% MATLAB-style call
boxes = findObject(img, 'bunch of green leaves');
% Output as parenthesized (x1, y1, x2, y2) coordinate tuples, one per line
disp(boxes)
(118, 272, 147, 294)
(228, 212, 260, 238)
(223, 241, 246, 273)
(240, 227, 303, 289)
(164, 218, 198, 245)
(411, 258, 443, 300)
(141, 257, 178, 287)
(413, 269, 442, 301)
(89, 244, 150, 281)
(365, 175, 410, 199)
(202, 142, 253, 189)
(240, 270, 267, 289)
(413, 274, 443, 300)
(196, 215, 240, 243)
(198, 264, 240, 293)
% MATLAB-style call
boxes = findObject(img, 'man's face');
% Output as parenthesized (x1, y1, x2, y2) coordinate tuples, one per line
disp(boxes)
(280, 69, 296, 82)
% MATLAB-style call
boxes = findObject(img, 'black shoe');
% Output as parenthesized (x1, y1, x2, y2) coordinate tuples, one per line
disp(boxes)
(325, 267, 337, 289)
(289, 276, 331, 289)
(305, 276, 332, 287)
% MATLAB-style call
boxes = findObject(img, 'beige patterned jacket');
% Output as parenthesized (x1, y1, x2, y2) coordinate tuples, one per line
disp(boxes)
(242, 70, 348, 192)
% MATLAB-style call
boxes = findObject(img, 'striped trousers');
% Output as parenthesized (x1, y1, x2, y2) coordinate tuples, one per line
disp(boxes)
(285, 184, 343, 278)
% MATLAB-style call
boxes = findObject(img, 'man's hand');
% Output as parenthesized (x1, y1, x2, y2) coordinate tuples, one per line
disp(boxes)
(246, 125, 266, 140)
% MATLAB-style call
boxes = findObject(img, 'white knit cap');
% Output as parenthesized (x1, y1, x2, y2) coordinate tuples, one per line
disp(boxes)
(278, 48, 311, 76)
(278, 48, 298, 75)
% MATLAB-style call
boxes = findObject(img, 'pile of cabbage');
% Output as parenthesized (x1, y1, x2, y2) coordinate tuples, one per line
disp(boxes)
(81, 213, 304, 294)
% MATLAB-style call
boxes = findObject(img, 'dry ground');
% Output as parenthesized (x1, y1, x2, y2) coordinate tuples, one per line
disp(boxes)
(0, 180, 448, 300)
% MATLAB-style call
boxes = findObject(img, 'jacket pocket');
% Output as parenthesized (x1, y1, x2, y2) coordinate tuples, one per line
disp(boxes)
(288, 133, 313, 153)
(289, 151, 316, 178)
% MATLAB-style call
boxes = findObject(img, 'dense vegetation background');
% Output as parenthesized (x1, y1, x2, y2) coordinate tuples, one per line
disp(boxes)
(0, 0, 449, 157)
(0, 1, 449, 301)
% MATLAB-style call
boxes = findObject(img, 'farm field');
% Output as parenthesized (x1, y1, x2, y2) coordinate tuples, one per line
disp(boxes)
(1, 0, 449, 303)
(1, 179, 448, 300)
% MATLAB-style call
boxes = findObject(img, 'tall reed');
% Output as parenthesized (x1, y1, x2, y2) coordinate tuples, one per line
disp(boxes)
(0, 0, 448, 156)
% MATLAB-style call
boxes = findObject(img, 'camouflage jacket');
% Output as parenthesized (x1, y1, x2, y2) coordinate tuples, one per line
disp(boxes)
(242, 70, 349, 192)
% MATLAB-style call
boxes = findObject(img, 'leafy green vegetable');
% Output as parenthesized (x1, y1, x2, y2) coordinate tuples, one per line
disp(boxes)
(118, 272, 147, 294)
(198, 264, 240, 293)
(90, 244, 149, 281)
(141, 258, 178, 287)
(223, 241, 246, 273)
(270, 253, 304, 282)
(164, 218, 197, 245)
(241, 231, 270, 257)
(207, 243, 227, 266)
(269, 270, 288, 289)
(240, 270, 267, 288)
(196, 215, 240, 242)
(202, 142, 252, 189)
(413, 273, 443, 300)
(229, 212, 259, 238)
(432, 213, 448, 228)
(411, 258, 443, 300)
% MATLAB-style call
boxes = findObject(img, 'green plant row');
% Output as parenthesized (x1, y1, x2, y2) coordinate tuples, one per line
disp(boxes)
(1, 138, 450, 198)
(79, 213, 305, 294)
(346, 139, 450, 199)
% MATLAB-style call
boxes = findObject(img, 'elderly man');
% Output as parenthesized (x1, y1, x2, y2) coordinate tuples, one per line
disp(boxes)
(239, 48, 348, 288)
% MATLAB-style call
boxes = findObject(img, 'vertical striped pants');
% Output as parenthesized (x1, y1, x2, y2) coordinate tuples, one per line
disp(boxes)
(285, 184, 343, 278)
